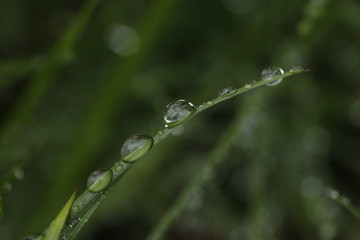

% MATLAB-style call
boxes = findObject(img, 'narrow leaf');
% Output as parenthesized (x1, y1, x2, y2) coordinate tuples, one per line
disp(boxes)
(43, 192, 76, 240)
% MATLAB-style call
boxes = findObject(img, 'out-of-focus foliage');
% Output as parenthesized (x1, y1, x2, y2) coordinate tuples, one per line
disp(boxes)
(0, 0, 359, 239)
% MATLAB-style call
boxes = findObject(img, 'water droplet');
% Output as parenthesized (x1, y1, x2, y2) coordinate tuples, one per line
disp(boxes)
(290, 65, 305, 73)
(155, 129, 164, 136)
(23, 233, 44, 240)
(87, 168, 113, 193)
(71, 205, 79, 213)
(244, 84, 251, 89)
(114, 163, 123, 172)
(218, 86, 237, 97)
(164, 99, 196, 128)
(69, 218, 81, 228)
(261, 67, 284, 86)
(121, 135, 154, 162)
(62, 230, 70, 240)
(206, 101, 213, 106)
(83, 217, 88, 222)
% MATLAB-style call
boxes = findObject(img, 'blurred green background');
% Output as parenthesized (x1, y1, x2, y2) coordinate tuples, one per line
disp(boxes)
(0, 0, 360, 239)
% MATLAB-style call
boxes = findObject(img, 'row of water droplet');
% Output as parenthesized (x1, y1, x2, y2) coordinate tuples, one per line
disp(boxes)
(84, 66, 306, 194)
(23, 65, 304, 240)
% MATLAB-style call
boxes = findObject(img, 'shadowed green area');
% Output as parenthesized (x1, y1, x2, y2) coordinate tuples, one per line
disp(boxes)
(1, 0, 360, 239)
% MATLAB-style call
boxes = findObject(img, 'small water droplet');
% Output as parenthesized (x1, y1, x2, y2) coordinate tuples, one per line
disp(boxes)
(164, 99, 196, 128)
(290, 65, 306, 73)
(83, 217, 89, 222)
(156, 129, 164, 136)
(23, 233, 44, 240)
(206, 101, 213, 106)
(71, 205, 79, 213)
(121, 135, 154, 162)
(87, 168, 113, 193)
(244, 84, 251, 89)
(261, 67, 284, 86)
(114, 163, 123, 172)
(99, 194, 106, 201)
(218, 86, 237, 97)
(69, 218, 81, 228)
(62, 230, 70, 240)
(199, 104, 204, 108)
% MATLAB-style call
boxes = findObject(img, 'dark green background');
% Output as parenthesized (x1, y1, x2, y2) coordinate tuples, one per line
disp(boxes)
(0, 0, 360, 239)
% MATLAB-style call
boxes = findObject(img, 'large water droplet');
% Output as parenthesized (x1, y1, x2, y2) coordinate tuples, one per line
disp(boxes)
(23, 233, 44, 240)
(87, 168, 113, 193)
(164, 99, 196, 128)
(218, 86, 236, 97)
(121, 135, 154, 162)
(261, 67, 284, 86)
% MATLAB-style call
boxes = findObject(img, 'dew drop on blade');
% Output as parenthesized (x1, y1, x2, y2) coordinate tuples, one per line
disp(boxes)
(164, 99, 196, 128)
(261, 67, 284, 86)
(218, 86, 236, 97)
(121, 135, 154, 162)
(87, 168, 113, 193)
(290, 65, 305, 73)
(23, 233, 45, 240)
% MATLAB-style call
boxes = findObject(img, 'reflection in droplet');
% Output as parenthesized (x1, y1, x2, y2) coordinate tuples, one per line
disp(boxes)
(87, 168, 113, 193)
(108, 24, 140, 57)
(164, 99, 196, 128)
(261, 67, 284, 86)
(218, 86, 236, 97)
(121, 135, 154, 162)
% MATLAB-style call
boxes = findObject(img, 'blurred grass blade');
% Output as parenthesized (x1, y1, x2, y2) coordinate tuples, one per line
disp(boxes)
(0, 0, 101, 166)
(326, 188, 360, 220)
(0, 55, 44, 88)
(43, 192, 76, 240)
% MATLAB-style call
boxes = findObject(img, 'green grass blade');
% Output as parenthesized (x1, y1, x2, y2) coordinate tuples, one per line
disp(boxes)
(43, 192, 76, 240)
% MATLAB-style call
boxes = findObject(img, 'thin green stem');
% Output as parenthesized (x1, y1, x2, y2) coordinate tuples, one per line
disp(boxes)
(0, 55, 45, 88)
(326, 188, 360, 220)
(60, 69, 307, 238)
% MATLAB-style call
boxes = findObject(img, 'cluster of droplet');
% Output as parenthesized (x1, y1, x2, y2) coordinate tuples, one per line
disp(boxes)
(85, 66, 305, 193)
(83, 99, 198, 195)
(26, 65, 308, 240)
